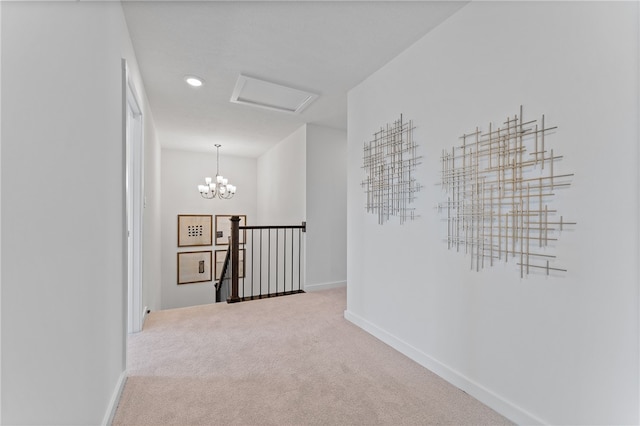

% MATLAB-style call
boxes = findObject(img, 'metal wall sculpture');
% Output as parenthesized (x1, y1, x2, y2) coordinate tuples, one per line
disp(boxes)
(362, 114, 421, 225)
(438, 106, 575, 277)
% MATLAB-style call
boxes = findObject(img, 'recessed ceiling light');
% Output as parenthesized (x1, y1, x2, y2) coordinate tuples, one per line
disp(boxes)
(184, 75, 204, 87)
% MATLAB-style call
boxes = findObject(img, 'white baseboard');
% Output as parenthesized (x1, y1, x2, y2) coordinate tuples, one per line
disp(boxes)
(343, 309, 545, 425)
(304, 280, 346, 292)
(102, 371, 127, 426)
(142, 305, 149, 328)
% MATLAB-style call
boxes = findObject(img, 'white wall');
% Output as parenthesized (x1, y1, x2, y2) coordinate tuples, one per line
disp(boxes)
(161, 149, 257, 309)
(0, 1, 157, 423)
(256, 124, 347, 292)
(305, 124, 347, 291)
(257, 125, 306, 225)
(346, 2, 639, 424)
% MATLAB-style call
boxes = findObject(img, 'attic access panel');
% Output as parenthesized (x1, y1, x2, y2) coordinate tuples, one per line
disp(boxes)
(230, 75, 318, 114)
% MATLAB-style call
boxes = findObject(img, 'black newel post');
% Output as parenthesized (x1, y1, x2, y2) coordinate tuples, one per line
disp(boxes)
(227, 215, 241, 303)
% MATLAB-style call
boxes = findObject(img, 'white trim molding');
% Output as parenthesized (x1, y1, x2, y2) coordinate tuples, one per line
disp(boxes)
(304, 280, 346, 292)
(0, 1, 3, 420)
(637, 3, 640, 423)
(142, 305, 149, 329)
(344, 309, 545, 425)
(123, 59, 145, 334)
(101, 372, 127, 426)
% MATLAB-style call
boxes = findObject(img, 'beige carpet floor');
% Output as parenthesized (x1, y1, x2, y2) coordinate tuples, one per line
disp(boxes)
(113, 287, 512, 425)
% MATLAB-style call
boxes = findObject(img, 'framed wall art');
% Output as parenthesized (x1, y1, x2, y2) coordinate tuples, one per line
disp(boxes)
(178, 215, 213, 247)
(214, 249, 245, 280)
(215, 214, 246, 245)
(177, 250, 212, 285)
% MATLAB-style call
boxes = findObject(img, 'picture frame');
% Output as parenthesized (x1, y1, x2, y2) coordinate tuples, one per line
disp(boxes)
(215, 214, 247, 245)
(177, 251, 212, 285)
(178, 215, 213, 247)
(214, 249, 245, 280)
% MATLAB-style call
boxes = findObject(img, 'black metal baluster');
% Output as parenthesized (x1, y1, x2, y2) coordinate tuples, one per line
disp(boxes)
(241, 241, 244, 300)
(259, 229, 263, 298)
(298, 228, 301, 292)
(276, 229, 279, 296)
(250, 229, 254, 299)
(291, 227, 294, 293)
(240, 240, 243, 300)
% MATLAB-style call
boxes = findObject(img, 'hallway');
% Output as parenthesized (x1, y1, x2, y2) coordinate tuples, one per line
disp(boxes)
(114, 288, 510, 425)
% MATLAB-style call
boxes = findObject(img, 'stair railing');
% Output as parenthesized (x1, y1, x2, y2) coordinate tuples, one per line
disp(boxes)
(215, 245, 231, 303)
(227, 216, 306, 303)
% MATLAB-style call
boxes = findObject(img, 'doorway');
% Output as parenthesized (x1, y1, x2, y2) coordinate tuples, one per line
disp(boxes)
(124, 61, 144, 334)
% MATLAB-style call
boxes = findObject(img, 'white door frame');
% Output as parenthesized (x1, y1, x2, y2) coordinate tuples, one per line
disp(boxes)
(0, 1, 3, 420)
(123, 60, 144, 334)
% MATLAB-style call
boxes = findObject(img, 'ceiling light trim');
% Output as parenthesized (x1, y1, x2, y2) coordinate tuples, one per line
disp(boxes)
(184, 75, 204, 87)
(230, 75, 318, 114)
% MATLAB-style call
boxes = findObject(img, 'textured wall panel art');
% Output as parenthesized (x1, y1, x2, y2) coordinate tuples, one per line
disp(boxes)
(178, 215, 212, 247)
(438, 106, 575, 277)
(362, 114, 421, 225)
(177, 250, 212, 284)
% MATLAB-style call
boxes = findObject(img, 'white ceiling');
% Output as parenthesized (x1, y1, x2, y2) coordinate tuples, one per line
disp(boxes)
(122, 1, 468, 157)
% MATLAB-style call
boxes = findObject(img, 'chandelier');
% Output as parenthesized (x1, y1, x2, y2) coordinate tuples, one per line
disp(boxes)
(198, 144, 237, 199)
